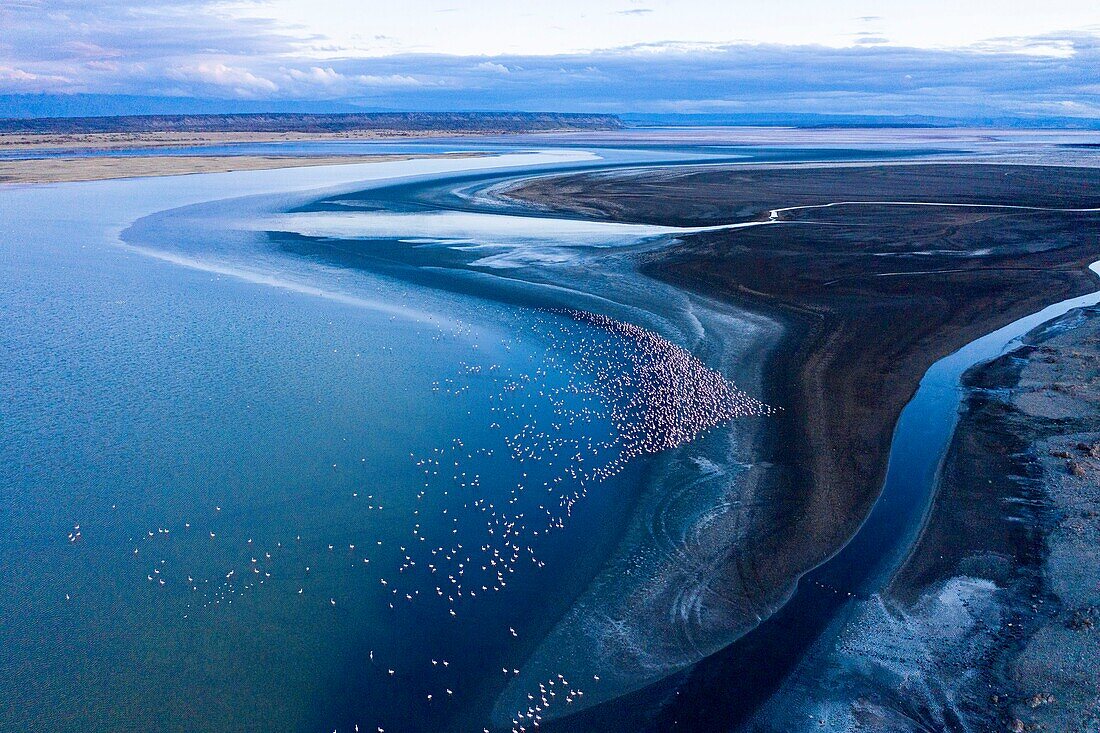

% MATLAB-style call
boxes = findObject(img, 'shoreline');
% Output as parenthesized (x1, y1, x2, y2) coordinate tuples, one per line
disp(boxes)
(8, 137, 1099, 730)
(114, 164, 780, 729)
(748, 303, 1100, 731)
(500, 162, 1100, 727)
(0, 151, 484, 185)
(241, 170, 788, 723)
(888, 303, 1100, 731)
(0, 130, 473, 150)
(504, 162, 1100, 585)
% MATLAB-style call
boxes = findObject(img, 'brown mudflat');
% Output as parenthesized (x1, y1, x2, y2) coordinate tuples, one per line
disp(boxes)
(504, 163, 1100, 604)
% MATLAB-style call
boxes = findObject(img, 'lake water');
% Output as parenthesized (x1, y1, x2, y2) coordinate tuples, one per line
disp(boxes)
(1, 137, 1019, 732)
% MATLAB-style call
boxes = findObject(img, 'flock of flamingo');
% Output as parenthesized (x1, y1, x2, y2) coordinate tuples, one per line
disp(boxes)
(72, 307, 771, 732)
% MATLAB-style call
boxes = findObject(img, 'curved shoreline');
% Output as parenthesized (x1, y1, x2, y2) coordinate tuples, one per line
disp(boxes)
(8, 130, 1100, 733)
(749, 299, 1100, 731)
(114, 152, 792, 729)
(670, 258, 1100, 731)
(122, 157, 1100, 729)
(315, 162, 1100, 729)
(272, 160, 1100, 727)
(498, 162, 1100, 729)
(11, 150, 1097, 731)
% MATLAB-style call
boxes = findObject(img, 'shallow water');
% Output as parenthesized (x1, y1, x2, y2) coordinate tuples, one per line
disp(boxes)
(2, 152, 643, 733)
(1, 138, 1000, 732)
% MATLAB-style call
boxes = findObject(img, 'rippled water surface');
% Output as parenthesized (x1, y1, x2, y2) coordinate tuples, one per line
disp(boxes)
(1, 139, 962, 732)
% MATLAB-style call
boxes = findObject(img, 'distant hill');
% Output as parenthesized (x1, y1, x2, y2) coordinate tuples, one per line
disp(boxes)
(0, 111, 624, 135)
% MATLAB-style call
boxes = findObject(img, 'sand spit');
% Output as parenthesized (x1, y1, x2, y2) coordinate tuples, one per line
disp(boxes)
(0, 152, 483, 185)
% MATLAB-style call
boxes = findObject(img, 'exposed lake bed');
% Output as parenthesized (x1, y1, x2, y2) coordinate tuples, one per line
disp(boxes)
(502, 158, 1100, 730)
(751, 304, 1100, 732)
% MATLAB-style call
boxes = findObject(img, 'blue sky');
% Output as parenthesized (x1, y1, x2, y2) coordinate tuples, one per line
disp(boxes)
(1, 0, 1098, 117)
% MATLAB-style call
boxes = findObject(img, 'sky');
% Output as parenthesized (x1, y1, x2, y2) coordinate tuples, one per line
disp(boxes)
(1, 0, 1099, 118)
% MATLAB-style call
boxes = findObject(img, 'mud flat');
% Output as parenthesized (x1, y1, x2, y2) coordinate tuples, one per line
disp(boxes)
(751, 305, 1100, 732)
(897, 303, 1100, 733)
(501, 163, 1100, 726)
(505, 163, 1100, 607)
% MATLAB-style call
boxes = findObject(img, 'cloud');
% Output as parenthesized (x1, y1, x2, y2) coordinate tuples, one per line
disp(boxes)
(0, 66, 42, 83)
(1, 1, 299, 64)
(166, 63, 280, 96)
(0, 64, 70, 88)
(476, 61, 511, 74)
(616, 8, 653, 16)
(0, 0, 1098, 119)
(309, 34, 1100, 118)
(971, 35, 1078, 57)
(58, 41, 123, 59)
(156, 63, 428, 99)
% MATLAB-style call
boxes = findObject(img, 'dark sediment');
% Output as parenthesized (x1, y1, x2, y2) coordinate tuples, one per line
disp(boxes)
(887, 305, 1100, 733)
(505, 164, 1100, 225)
(503, 163, 1100, 726)
(646, 206, 1100, 607)
(748, 306, 1100, 732)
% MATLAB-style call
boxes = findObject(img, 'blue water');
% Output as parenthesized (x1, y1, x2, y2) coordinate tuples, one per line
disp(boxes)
(0, 150, 689, 731)
(0, 156, 576, 730)
(1, 138, 1023, 733)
